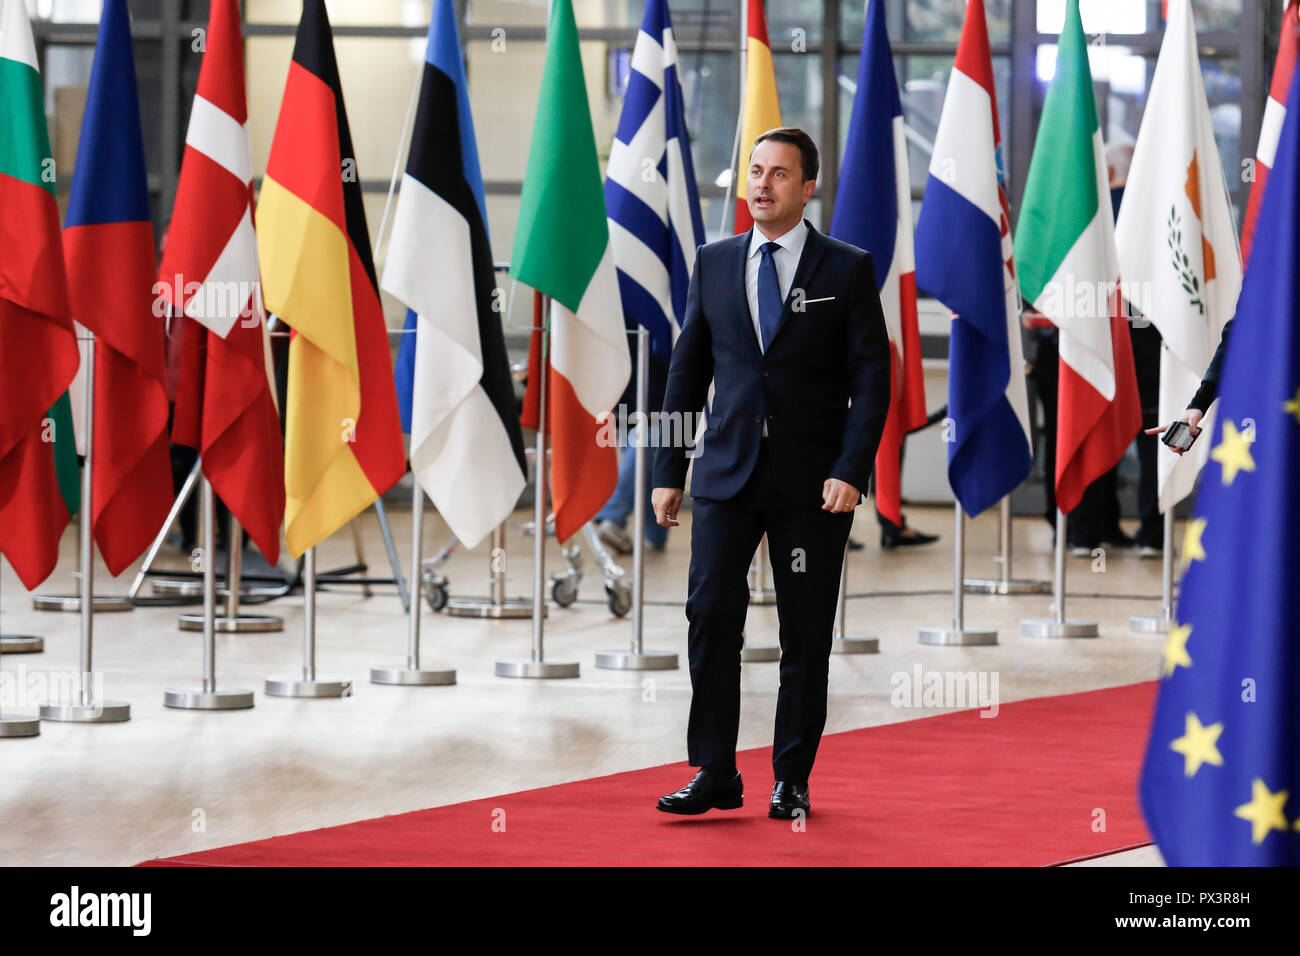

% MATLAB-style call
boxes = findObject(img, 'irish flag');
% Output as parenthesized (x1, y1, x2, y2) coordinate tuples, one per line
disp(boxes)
(734, 0, 781, 233)
(513, 0, 631, 544)
(0, 0, 79, 589)
(1014, 0, 1139, 514)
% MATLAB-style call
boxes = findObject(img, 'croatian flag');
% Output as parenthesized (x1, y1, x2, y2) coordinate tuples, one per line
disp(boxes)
(384, 0, 528, 549)
(604, 0, 706, 362)
(829, 0, 926, 526)
(914, 0, 1032, 516)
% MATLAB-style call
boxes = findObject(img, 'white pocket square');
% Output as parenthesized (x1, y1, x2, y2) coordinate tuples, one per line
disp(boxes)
(801, 296, 835, 305)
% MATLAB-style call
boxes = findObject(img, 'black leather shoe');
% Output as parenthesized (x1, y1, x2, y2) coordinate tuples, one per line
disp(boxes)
(880, 525, 939, 550)
(769, 781, 810, 818)
(656, 769, 743, 815)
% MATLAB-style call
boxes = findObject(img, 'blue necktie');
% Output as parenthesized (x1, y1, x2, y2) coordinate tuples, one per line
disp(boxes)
(757, 241, 783, 352)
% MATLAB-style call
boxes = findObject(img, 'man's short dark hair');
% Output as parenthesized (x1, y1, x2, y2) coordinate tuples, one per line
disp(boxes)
(751, 127, 819, 183)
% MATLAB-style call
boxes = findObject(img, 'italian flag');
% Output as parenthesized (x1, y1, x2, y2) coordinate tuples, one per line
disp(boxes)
(1014, 0, 1139, 514)
(0, 0, 80, 589)
(514, 0, 630, 544)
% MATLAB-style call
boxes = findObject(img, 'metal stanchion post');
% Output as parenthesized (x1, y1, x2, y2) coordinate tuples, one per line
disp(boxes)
(446, 522, 535, 618)
(134, 459, 203, 598)
(1131, 509, 1174, 634)
(165, 478, 254, 709)
(597, 328, 677, 670)
(0, 565, 43, 653)
(372, 498, 408, 612)
(496, 294, 579, 678)
(179, 514, 282, 632)
(265, 547, 352, 697)
(41, 335, 131, 722)
(921, 503, 997, 645)
(1020, 509, 1098, 638)
(963, 496, 1051, 594)
(371, 482, 456, 685)
(831, 542, 880, 654)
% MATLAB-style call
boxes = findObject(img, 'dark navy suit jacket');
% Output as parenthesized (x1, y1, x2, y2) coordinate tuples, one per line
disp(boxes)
(652, 220, 893, 508)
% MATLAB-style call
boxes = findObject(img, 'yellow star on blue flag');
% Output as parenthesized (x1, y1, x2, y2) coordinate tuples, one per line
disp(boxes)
(1139, 60, 1300, 866)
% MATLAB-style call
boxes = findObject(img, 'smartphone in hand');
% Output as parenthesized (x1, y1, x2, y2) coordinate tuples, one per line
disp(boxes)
(1161, 421, 1197, 452)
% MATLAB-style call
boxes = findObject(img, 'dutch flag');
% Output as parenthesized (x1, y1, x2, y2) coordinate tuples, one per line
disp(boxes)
(915, 0, 1033, 516)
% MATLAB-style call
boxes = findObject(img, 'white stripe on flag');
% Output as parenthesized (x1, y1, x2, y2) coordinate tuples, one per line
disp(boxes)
(1257, 95, 1286, 169)
(184, 206, 259, 338)
(928, 69, 1001, 227)
(184, 95, 253, 184)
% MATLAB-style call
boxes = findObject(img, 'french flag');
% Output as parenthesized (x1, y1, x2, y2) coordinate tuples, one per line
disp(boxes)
(914, 0, 1032, 516)
(829, 0, 925, 527)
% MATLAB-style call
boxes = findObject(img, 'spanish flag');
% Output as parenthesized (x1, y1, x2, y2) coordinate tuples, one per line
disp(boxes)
(257, 0, 405, 557)
(734, 0, 782, 233)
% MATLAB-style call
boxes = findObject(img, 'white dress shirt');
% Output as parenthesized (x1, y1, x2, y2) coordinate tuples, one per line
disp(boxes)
(744, 219, 807, 436)
(745, 218, 808, 351)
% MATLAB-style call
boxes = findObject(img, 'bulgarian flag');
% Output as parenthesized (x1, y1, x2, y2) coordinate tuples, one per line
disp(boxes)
(514, 0, 631, 544)
(0, 0, 79, 589)
(734, 0, 782, 233)
(1014, 0, 1140, 514)
(257, 0, 406, 557)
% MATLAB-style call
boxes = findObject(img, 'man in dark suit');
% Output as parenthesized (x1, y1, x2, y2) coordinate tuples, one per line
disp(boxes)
(651, 128, 892, 819)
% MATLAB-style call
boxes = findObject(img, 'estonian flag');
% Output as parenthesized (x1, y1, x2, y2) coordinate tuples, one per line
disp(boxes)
(383, 0, 527, 549)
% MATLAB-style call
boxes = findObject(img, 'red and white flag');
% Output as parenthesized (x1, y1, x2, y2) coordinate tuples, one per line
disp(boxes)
(1241, 0, 1299, 265)
(158, 0, 284, 563)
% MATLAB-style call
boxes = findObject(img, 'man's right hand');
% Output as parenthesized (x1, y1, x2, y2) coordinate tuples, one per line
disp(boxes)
(652, 487, 684, 527)
(1145, 408, 1204, 455)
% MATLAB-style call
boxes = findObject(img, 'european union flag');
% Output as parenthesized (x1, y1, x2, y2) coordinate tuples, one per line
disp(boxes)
(1138, 63, 1300, 866)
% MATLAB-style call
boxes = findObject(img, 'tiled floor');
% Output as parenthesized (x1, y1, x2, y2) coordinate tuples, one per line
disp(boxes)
(0, 500, 1170, 865)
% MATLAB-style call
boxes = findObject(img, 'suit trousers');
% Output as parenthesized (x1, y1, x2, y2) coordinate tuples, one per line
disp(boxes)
(685, 437, 854, 784)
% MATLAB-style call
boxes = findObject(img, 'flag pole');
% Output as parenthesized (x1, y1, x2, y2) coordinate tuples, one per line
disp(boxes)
(127, 458, 201, 599)
(496, 293, 579, 678)
(921, 502, 997, 645)
(0, 563, 44, 654)
(832, 541, 880, 654)
(596, 327, 678, 670)
(962, 495, 1051, 594)
(177, 515, 283, 632)
(1020, 509, 1098, 638)
(371, 480, 456, 686)
(41, 333, 131, 722)
(265, 545, 352, 697)
(164, 475, 254, 709)
(1131, 509, 1174, 633)
(0, 564, 41, 737)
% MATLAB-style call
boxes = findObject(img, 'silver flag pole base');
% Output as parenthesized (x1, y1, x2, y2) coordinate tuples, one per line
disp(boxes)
(494, 658, 580, 679)
(0, 635, 43, 653)
(919, 626, 998, 646)
(264, 677, 353, 698)
(1019, 618, 1099, 638)
(370, 664, 456, 685)
(32, 594, 132, 612)
(594, 649, 678, 670)
(178, 612, 283, 633)
(446, 597, 537, 619)
(1129, 614, 1169, 634)
(163, 687, 255, 710)
(0, 715, 40, 737)
(963, 578, 1052, 595)
(831, 636, 880, 654)
(39, 699, 131, 722)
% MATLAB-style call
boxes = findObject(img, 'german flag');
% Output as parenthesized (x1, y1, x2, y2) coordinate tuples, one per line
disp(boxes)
(256, 0, 404, 557)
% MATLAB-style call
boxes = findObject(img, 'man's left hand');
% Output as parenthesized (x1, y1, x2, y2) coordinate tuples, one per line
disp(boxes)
(822, 478, 860, 513)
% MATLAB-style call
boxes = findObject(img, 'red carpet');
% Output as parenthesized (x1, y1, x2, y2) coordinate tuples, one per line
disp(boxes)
(140, 682, 1156, 867)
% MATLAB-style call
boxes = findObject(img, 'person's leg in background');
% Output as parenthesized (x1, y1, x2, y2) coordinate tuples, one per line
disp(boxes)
(594, 424, 638, 554)
(1131, 321, 1164, 553)
(1029, 328, 1059, 532)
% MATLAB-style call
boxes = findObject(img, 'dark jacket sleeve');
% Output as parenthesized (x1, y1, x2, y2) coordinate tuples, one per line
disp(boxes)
(1188, 317, 1233, 412)
(828, 251, 892, 496)
(652, 246, 712, 489)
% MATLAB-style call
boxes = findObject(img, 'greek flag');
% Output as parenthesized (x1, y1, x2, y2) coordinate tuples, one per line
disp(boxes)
(604, 0, 706, 362)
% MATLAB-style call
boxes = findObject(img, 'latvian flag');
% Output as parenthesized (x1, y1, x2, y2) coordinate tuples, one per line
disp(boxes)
(383, 0, 527, 550)
(257, 0, 405, 557)
(160, 0, 284, 564)
(829, 0, 926, 526)
(1015, 0, 1139, 514)
(915, 0, 1033, 516)
(63, 0, 172, 576)
(0, 0, 80, 589)
(514, 0, 631, 544)
(1241, 0, 1298, 266)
